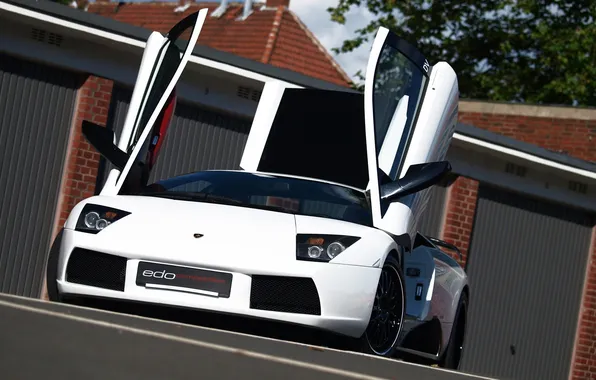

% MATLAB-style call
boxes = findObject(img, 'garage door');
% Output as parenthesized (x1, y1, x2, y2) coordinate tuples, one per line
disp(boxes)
(417, 181, 448, 238)
(460, 184, 595, 380)
(0, 53, 81, 297)
(97, 85, 251, 189)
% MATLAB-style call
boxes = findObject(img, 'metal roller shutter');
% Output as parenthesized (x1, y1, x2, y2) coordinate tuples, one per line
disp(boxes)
(0, 53, 81, 297)
(460, 184, 595, 380)
(97, 85, 251, 189)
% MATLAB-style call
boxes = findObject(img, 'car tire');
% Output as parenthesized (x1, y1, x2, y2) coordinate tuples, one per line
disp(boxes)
(356, 254, 406, 358)
(439, 291, 468, 370)
(45, 229, 63, 302)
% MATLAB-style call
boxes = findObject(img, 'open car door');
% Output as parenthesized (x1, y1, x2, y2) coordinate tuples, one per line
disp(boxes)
(363, 27, 458, 240)
(240, 27, 458, 241)
(83, 9, 208, 196)
(239, 81, 370, 190)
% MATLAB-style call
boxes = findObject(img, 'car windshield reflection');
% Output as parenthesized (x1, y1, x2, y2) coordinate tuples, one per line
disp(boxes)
(373, 42, 428, 181)
(139, 170, 373, 226)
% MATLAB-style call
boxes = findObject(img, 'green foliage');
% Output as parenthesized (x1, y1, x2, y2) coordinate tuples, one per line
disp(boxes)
(327, 0, 596, 106)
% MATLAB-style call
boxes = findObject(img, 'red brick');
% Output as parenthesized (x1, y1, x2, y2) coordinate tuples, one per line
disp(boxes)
(459, 111, 595, 163)
(55, 75, 114, 228)
(439, 176, 479, 266)
(86, 1, 351, 88)
(572, 235, 596, 380)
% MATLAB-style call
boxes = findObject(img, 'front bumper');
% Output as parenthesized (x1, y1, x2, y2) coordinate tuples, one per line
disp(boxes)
(55, 228, 381, 338)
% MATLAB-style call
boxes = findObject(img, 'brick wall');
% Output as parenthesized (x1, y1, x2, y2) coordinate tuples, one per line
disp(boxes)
(572, 231, 596, 380)
(458, 103, 596, 163)
(439, 104, 596, 267)
(448, 101, 596, 380)
(440, 176, 479, 266)
(41, 75, 114, 301)
(56, 75, 114, 230)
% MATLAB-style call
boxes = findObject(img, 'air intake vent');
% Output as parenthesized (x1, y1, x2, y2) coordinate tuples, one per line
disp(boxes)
(251, 90, 262, 102)
(30, 28, 64, 47)
(31, 28, 46, 42)
(237, 86, 250, 99)
(569, 180, 588, 194)
(237, 86, 262, 102)
(250, 275, 321, 315)
(48, 32, 63, 47)
(505, 162, 527, 177)
(66, 248, 127, 291)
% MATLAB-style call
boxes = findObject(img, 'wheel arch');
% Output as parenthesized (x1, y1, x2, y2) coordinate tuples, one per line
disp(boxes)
(458, 284, 469, 331)
(388, 248, 402, 268)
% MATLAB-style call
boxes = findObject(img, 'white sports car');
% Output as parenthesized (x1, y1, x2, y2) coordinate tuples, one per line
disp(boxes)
(45, 9, 469, 369)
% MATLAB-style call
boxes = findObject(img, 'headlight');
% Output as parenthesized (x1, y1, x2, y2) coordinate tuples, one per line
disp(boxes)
(296, 234, 360, 262)
(75, 204, 130, 234)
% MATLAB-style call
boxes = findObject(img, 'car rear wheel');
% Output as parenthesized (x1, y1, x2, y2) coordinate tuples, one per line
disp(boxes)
(357, 254, 405, 358)
(439, 291, 468, 369)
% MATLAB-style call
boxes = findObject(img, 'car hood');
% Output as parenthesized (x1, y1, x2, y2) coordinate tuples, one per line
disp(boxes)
(65, 195, 298, 272)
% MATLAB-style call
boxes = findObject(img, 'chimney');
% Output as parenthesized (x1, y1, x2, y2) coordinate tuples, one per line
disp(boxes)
(266, 0, 290, 7)
(238, 0, 253, 20)
(211, 0, 229, 18)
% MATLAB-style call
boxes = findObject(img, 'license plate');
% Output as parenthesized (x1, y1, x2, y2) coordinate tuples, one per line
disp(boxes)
(136, 261, 232, 298)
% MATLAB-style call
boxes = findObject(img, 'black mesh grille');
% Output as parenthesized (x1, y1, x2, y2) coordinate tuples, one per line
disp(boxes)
(250, 275, 321, 315)
(66, 248, 127, 291)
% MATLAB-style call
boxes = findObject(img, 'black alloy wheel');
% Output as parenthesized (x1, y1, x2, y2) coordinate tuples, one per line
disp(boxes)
(361, 254, 405, 357)
(440, 291, 468, 369)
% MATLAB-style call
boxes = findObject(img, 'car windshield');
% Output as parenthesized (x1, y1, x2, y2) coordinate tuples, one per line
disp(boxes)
(140, 170, 373, 226)
(373, 39, 428, 181)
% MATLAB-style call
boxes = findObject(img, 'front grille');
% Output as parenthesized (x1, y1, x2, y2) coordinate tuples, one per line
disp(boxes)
(250, 275, 321, 315)
(66, 248, 127, 291)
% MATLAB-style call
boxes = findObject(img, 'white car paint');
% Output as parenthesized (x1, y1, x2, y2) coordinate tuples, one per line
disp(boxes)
(46, 10, 469, 365)
(56, 194, 382, 337)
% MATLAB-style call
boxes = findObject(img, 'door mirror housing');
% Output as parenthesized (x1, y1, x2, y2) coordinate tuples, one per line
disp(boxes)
(380, 161, 451, 202)
(81, 120, 129, 170)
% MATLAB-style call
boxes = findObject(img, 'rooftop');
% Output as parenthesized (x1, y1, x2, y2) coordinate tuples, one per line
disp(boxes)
(85, 0, 352, 87)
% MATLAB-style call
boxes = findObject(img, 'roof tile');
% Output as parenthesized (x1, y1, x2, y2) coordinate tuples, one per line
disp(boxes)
(86, 1, 351, 87)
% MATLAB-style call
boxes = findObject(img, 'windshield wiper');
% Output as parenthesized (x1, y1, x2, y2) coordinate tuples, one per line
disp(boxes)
(142, 192, 197, 201)
(203, 193, 244, 205)
(242, 203, 296, 214)
(140, 191, 243, 206)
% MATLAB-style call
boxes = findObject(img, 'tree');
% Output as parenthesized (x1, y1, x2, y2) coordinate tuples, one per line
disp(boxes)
(327, 0, 596, 106)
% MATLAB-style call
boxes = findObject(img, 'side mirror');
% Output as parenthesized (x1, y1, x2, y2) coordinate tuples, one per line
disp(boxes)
(380, 161, 451, 202)
(81, 120, 129, 170)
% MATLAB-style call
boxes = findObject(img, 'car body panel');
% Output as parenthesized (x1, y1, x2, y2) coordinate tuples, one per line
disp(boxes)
(56, 243, 381, 338)
(47, 11, 468, 364)
(58, 182, 466, 356)
(294, 214, 397, 268)
(402, 237, 468, 355)
(58, 194, 383, 337)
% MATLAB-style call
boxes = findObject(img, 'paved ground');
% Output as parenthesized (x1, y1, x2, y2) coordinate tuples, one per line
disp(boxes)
(0, 293, 493, 380)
